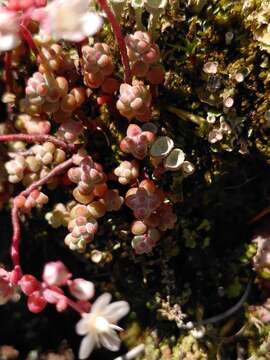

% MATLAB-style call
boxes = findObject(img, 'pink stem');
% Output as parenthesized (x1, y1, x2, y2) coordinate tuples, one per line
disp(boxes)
(19, 23, 53, 75)
(65, 298, 85, 314)
(19, 23, 40, 58)
(4, 51, 13, 92)
(11, 205, 21, 268)
(0, 134, 78, 153)
(20, 158, 73, 198)
(97, 0, 131, 84)
(248, 206, 270, 225)
(45, 286, 86, 314)
(11, 158, 74, 272)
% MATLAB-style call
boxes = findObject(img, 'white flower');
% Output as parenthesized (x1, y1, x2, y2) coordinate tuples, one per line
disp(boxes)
(0, 7, 21, 51)
(35, 0, 103, 42)
(76, 293, 130, 359)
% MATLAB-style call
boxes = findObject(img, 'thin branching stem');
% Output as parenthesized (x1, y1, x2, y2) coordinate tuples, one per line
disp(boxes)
(19, 23, 55, 76)
(20, 158, 74, 198)
(97, 0, 131, 84)
(11, 159, 74, 272)
(11, 205, 21, 268)
(45, 286, 85, 314)
(0, 134, 78, 153)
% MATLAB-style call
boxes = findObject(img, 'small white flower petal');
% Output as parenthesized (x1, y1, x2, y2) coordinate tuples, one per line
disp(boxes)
(102, 301, 130, 323)
(0, 33, 20, 51)
(110, 324, 123, 332)
(38, 0, 103, 42)
(99, 330, 121, 351)
(82, 12, 104, 37)
(0, 7, 21, 51)
(79, 334, 95, 359)
(76, 316, 91, 335)
(91, 293, 112, 314)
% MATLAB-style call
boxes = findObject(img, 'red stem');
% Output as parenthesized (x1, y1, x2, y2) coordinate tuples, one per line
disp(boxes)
(11, 158, 74, 271)
(248, 206, 270, 225)
(11, 205, 21, 268)
(19, 23, 40, 58)
(97, 0, 131, 84)
(45, 286, 86, 314)
(0, 134, 78, 152)
(20, 158, 73, 198)
(65, 298, 85, 314)
(19, 23, 53, 75)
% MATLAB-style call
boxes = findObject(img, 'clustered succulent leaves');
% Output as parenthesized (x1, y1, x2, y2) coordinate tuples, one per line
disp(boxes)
(1, 0, 270, 359)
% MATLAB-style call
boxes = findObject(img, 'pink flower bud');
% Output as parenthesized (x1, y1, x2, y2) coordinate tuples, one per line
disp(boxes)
(9, 265, 22, 285)
(28, 291, 47, 313)
(56, 297, 68, 312)
(42, 261, 71, 286)
(69, 278, 94, 301)
(20, 275, 41, 296)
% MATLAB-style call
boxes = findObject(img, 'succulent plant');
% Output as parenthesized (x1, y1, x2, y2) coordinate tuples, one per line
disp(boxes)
(125, 180, 163, 219)
(163, 148, 185, 171)
(116, 83, 152, 122)
(131, 227, 161, 254)
(68, 156, 105, 203)
(114, 160, 140, 185)
(150, 136, 174, 159)
(82, 43, 114, 88)
(120, 124, 155, 159)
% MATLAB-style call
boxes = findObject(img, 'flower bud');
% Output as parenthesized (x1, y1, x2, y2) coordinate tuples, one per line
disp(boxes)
(69, 278, 95, 301)
(20, 275, 41, 296)
(56, 297, 68, 312)
(42, 261, 71, 286)
(27, 291, 47, 313)
(9, 266, 22, 286)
